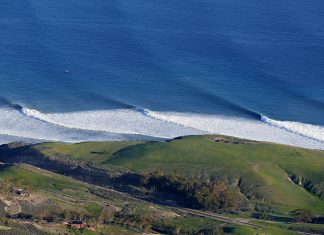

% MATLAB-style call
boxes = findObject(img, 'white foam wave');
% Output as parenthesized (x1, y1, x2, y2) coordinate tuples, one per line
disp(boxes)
(141, 109, 324, 149)
(21, 108, 202, 138)
(22, 107, 52, 123)
(145, 109, 324, 142)
(1, 106, 324, 149)
(0, 107, 158, 144)
(261, 116, 324, 142)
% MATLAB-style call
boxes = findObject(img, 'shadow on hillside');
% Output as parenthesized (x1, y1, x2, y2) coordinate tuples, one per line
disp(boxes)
(252, 212, 293, 223)
(0, 162, 13, 171)
(0, 144, 148, 197)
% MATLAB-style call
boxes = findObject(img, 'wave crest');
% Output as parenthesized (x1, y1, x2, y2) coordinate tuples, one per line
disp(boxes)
(0, 106, 323, 149)
(261, 116, 324, 142)
(20, 107, 202, 138)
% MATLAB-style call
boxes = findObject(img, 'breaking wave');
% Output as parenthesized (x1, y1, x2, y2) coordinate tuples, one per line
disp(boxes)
(261, 116, 324, 142)
(0, 105, 323, 149)
(20, 107, 202, 138)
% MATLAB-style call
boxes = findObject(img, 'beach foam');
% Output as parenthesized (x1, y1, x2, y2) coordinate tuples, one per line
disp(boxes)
(0, 107, 159, 144)
(261, 116, 324, 142)
(143, 109, 324, 147)
(0, 106, 323, 149)
(21, 107, 202, 138)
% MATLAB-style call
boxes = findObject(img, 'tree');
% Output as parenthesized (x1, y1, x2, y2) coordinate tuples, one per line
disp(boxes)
(79, 210, 86, 221)
(256, 212, 271, 221)
(35, 209, 50, 221)
(63, 209, 71, 221)
(173, 224, 182, 235)
(214, 225, 223, 235)
(223, 188, 240, 211)
(169, 224, 182, 235)
(290, 209, 314, 223)
(100, 207, 115, 224)
(198, 225, 223, 235)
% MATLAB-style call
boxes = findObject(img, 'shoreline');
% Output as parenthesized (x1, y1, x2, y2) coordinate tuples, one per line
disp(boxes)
(1, 106, 324, 150)
(1, 134, 324, 152)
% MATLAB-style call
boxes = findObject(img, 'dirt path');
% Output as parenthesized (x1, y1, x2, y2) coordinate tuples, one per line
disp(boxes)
(176, 207, 263, 228)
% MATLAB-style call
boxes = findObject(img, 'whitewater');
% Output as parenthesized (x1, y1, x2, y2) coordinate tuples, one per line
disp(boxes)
(0, 106, 323, 150)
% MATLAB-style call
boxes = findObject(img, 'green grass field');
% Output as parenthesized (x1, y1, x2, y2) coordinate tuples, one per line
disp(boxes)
(2, 135, 324, 234)
(36, 135, 324, 214)
(37, 141, 140, 170)
(0, 164, 86, 193)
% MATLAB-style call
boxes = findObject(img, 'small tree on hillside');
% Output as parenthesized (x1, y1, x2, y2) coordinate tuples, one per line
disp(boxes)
(169, 224, 182, 235)
(100, 207, 115, 224)
(198, 225, 223, 235)
(290, 209, 314, 223)
(63, 209, 71, 221)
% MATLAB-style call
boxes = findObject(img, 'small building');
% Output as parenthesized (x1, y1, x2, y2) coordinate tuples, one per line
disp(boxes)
(66, 219, 94, 230)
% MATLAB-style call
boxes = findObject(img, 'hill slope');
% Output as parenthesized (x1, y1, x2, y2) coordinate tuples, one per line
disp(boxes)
(37, 135, 324, 214)
(1, 135, 324, 234)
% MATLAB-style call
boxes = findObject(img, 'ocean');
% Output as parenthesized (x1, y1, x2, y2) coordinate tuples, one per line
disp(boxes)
(1, 0, 324, 149)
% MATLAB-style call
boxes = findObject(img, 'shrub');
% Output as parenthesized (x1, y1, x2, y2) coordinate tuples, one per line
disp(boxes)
(141, 171, 241, 212)
(196, 225, 223, 235)
(290, 209, 314, 223)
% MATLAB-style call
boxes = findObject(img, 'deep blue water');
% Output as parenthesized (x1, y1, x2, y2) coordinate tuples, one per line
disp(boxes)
(0, 1, 324, 147)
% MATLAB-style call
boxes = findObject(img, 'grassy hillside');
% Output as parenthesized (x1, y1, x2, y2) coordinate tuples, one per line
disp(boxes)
(0, 163, 234, 235)
(108, 136, 324, 213)
(37, 141, 140, 170)
(36, 135, 324, 214)
(2, 135, 324, 234)
(0, 164, 140, 234)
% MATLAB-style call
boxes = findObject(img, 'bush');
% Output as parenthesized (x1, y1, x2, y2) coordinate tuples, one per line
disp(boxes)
(170, 224, 182, 235)
(290, 209, 314, 223)
(253, 212, 270, 221)
(254, 203, 274, 213)
(141, 171, 242, 212)
(196, 225, 223, 235)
